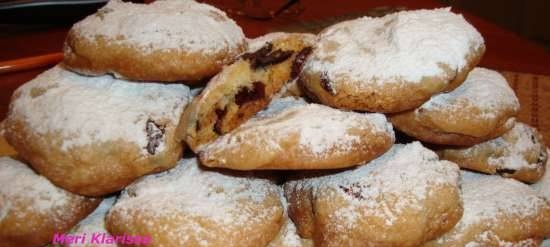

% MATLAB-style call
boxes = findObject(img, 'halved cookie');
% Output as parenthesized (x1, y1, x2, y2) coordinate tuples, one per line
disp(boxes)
(177, 32, 315, 151)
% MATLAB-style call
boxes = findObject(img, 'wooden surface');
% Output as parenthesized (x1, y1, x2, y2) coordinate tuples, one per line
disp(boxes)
(1, 0, 549, 121)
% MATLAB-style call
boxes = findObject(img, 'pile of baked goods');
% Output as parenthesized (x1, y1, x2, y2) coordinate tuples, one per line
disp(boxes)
(0, 1, 548, 246)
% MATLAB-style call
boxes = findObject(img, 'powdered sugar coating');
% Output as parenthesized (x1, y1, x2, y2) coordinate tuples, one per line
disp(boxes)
(202, 97, 394, 158)
(8, 66, 191, 155)
(72, 0, 245, 54)
(68, 196, 117, 247)
(421, 67, 519, 120)
(286, 142, 460, 226)
(305, 8, 484, 84)
(0, 157, 79, 221)
(486, 123, 547, 171)
(532, 149, 550, 201)
(109, 158, 282, 245)
(441, 171, 548, 245)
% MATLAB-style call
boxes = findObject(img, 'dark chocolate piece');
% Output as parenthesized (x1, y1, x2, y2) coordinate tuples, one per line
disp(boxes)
(320, 72, 336, 95)
(145, 119, 165, 155)
(291, 46, 313, 78)
(213, 107, 228, 134)
(235, 82, 266, 106)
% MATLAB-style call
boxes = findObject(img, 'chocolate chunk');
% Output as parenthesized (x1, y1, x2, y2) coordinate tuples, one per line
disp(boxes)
(241, 42, 273, 61)
(213, 107, 228, 134)
(291, 46, 313, 78)
(496, 168, 516, 175)
(254, 49, 293, 69)
(235, 81, 266, 106)
(339, 183, 365, 200)
(145, 119, 165, 155)
(530, 134, 537, 144)
(241, 42, 294, 69)
(320, 72, 336, 95)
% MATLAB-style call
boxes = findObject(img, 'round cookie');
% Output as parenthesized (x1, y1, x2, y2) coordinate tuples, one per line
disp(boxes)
(63, 0, 246, 83)
(177, 32, 316, 151)
(423, 172, 550, 247)
(3, 66, 191, 196)
(0, 157, 101, 247)
(63, 196, 117, 247)
(106, 158, 284, 247)
(438, 123, 547, 183)
(198, 97, 395, 170)
(391, 67, 519, 146)
(283, 142, 462, 247)
(299, 8, 485, 113)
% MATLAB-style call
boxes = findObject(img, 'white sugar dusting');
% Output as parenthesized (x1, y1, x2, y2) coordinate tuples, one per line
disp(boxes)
(110, 158, 281, 244)
(0, 157, 78, 221)
(73, 0, 245, 53)
(286, 142, 460, 227)
(8, 66, 191, 155)
(68, 196, 117, 247)
(421, 67, 519, 120)
(202, 97, 394, 158)
(532, 149, 550, 201)
(450, 123, 547, 172)
(305, 8, 484, 84)
(448, 171, 548, 243)
(486, 123, 547, 171)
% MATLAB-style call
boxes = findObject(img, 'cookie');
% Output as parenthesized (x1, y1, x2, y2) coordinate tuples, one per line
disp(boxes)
(284, 142, 462, 247)
(0, 157, 101, 247)
(533, 149, 550, 201)
(63, 0, 246, 83)
(198, 97, 395, 170)
(438, 123, 547, 183)
(424, 172, 550, 247)
(391, 67, 519, 146)
(3, 66, 191, 196)
(61, 196, 117, 247)
(299, 8, 484, 113)
(106, 158, 284, 247)
(177, 32, 316, 151)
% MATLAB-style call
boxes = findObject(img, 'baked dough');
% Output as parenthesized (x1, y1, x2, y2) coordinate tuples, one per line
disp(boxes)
(424, 171, 550, 247)
(106, 158, 284, 247)
(63, 196, 117, 247)
(284, 142, 462, 247)
(299, 8, 484, 113)
(198, 97, 395, 170)
(3, 66, 191, 196)
(177, 32, 315, 151)
(63, 0, 246, 83)
(391, 67, 519, 146)
(438, 122, 547, 183)
(0, 157, 100, 247)
(533, 149, 550, 201)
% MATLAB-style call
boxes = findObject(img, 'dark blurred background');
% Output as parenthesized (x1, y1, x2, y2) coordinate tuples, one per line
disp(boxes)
(447, 0, 550, 50)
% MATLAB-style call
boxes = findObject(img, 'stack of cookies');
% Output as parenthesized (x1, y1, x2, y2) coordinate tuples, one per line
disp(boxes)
(0, 1, 548, 247)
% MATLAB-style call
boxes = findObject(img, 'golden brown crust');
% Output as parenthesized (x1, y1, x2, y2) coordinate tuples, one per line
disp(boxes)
(4, 118, 183, 196)
(0, 158, 101, 247)
(105, 158, 284, 247)
(63, 33, 245, 83)
(437, 123, 548, 183)
(197, 100, 395, 170)
(299, 45, 484, 113)
(283, 143, 463, 247)
(390, 113, 514, 146)
(177, 33, 315, 151)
